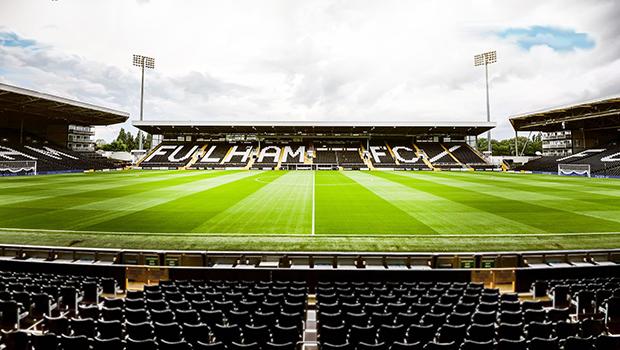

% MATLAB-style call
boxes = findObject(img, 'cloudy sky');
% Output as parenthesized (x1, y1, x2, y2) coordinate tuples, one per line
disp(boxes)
(1, 0, 619, 142)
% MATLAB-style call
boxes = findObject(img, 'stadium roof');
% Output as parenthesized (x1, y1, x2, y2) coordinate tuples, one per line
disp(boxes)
(0, 83, 129, 126)
(133, 120, 495, 137)
(510, 95, 620, 132)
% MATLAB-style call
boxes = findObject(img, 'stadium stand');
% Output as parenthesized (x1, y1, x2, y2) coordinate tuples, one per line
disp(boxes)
(516, 142, 620, 176)
(223, 144, 255, 168)
(314, 143, 339, 167)
(367, 141, 397, 168)
(251, 145, 282, 170)
(139, 142, 263, 169)
(247, 142, 308, 170)
(136, 139, 498, 172)
(416, 143, 460, 170)
(337, 149, 365, 169)
(388, 141, 430, 170)
(195, 143, 234, 169)
(0, 128, 118, 174)
(139, 143, 204, 169)
(279, 143, 308, 170)
(516, 156, 560, 172)
(444, 144, 494, 170)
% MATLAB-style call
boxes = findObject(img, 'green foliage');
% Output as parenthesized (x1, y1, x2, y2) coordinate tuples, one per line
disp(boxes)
(96, 129, 152, 151)
(135, 131, 152, 150)
(95, 139, 107, 148)
(477, 134, 542, 156)
(99, 140, 128, 152)
(116, 128, 135, 151)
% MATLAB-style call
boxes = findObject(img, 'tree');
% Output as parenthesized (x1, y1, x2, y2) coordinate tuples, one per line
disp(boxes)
(100, 140, 128, 152)
(116, 128, 136, 150)
(145, 132, 152, 150)
(135, 131, 152, 150)
(477, 134, 542, 156)
(95, 139, 107, 148)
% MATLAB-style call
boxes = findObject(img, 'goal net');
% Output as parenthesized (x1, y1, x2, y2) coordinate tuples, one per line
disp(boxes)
(558, 163, 590, 177)
(0, 160, 37, 175)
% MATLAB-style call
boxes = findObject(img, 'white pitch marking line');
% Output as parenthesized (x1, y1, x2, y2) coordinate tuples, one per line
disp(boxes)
(2, 227, 620, 238)
(312, 170, 316, 235)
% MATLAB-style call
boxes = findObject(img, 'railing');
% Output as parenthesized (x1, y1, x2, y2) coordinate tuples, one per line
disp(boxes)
(542, 132, 572, 141)
(2, 244, 620, 269)
(1, 244, 619, 292)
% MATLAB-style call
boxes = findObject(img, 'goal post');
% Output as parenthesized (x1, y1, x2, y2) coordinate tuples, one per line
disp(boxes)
(0, 160, 37, 175)
(558, 163, 590, 177)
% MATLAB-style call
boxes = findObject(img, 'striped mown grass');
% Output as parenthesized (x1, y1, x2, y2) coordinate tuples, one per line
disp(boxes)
(0, 169, 619, 251)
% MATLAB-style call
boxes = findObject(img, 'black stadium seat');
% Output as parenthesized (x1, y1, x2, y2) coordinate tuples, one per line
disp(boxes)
(461, 340, 495, 350)
(195, 341, 227, 350)
(529, 337, 560, 350)
(1, 330, 29, 350)
(126, 338, 158, 350)
(496, 339, 527, 350)
(160, 339, 193, 350)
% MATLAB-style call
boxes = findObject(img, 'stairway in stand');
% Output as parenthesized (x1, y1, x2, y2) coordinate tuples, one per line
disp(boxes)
(182, 144, 209, 169)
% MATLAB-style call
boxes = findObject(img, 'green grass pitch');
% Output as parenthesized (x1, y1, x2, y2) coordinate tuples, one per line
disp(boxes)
(1, 170, 620, 252)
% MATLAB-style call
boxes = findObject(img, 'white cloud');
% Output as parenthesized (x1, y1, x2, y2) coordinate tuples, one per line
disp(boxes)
(1, 0, 619, 142)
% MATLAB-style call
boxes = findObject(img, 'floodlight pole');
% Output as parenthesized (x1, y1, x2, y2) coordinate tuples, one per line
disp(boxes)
(475, 51, 496, 156)
(139, 57, 145, 151)
(133, 54, 155, 151)
(484, 61, 491, 155)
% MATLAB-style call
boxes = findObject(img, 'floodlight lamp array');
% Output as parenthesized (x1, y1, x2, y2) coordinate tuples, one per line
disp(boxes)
(474, 51, 497, 66)
(133, 54, 155, 69)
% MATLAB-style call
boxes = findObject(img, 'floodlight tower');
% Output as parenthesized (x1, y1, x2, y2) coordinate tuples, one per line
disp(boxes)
(474, 51, 496, 155)
(133, 54, 155, 150)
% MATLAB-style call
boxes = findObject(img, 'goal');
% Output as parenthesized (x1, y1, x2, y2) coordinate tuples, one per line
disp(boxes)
(0, 160, 37, 175)
(558, 163, 590, 177)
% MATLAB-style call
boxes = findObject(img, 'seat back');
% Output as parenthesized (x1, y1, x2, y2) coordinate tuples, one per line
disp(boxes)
(496, 339, 527, 350)
(92, 338, 125, 350)
(564, 336, 594, 350)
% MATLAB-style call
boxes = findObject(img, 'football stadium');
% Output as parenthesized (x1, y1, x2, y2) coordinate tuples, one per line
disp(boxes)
(1, 1, 620, 350)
